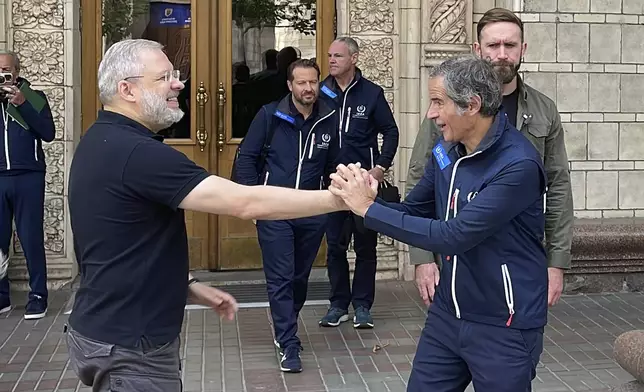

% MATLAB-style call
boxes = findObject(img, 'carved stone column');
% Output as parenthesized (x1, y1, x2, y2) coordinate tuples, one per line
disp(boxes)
(8, 0, 80, 289)
(420, 0, 474, 114)
(336, 0, 400, 279)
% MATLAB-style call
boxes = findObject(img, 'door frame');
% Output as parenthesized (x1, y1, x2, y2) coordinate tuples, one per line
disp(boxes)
(81, 0, 336, 271)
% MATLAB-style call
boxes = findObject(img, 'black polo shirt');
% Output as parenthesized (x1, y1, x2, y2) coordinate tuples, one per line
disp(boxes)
(68, 110, 210, 348)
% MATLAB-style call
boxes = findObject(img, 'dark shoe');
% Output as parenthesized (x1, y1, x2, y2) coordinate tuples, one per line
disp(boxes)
(280, 345, 303, 373)
(25, 294, 47, 320)
(0, 296, 10, 314)
(353, 306, 374, 329)
(319, 307, 349, 327)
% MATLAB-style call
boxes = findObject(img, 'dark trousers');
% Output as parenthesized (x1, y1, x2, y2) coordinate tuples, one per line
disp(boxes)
(257, 215, 327, 349)
(325, 210, 377, 310)
(407, 306, 544, 392)
(65, 324, 182, 392)
(0, 171, 47, 300)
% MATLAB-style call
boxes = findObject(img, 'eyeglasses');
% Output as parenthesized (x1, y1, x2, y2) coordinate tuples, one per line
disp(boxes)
(124, 69, 182, 82)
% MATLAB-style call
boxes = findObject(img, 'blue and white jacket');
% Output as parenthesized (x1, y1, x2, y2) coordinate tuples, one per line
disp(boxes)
(319, 69, 399, 171)
(0, 79, 55, 173)
(234, 94, 339, 191)
(364, 112, 549, 329)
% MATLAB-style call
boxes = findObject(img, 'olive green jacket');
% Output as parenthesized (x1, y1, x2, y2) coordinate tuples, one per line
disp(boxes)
(405, 77, 574, 270)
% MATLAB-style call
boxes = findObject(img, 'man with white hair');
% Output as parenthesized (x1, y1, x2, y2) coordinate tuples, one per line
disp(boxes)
(66, 39, 349, 391)
(0, 49, 55, 320)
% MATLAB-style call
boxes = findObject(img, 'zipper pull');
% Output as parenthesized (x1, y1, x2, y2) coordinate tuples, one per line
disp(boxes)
(345, 107, 351, 132)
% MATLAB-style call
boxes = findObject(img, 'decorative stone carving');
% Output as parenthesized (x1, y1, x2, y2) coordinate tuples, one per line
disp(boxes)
(349, 0, 394, 34)
(44, 141, 64, 196)
(44, 197, 64, 254)
(384, 91, 394, 113)
(356, 37, 394, 89)
(12, 0, 64, 28)
(40, 87, 65, 140)
(13, 30, 65, 84)
(423, 44, 472, 67)
(12, 197, 64, 255)
(423, 0, 472, 67)
(429, 0, 468, 44)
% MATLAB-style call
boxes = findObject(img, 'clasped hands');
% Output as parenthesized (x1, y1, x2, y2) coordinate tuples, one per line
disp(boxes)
(329, 163, 379, 217)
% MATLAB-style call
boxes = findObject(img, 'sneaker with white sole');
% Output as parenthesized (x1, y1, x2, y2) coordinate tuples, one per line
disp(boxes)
(24, 294, 47, 320)
(280, 345, 302, 373)
(318, 307, 349, 327)
(0, 296, 10, 314)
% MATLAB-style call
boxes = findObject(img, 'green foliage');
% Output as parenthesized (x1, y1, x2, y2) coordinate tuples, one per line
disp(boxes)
(101, 0, 317, 49)
(233, 0, 316, 36)
(102, 0, 150, 47)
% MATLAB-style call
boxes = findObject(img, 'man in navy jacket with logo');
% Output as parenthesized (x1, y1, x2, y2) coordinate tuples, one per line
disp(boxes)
(235, 59, 339, 373)
(329, 56, 547, 391)
(318, 37, 399, 329)
(0, 50, 55, 320)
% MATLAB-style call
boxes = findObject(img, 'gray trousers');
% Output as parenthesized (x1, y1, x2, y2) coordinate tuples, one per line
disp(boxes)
(65, 324, 182, 392)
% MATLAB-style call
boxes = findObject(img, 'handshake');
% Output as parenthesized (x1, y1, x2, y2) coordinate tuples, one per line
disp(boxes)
(328, 163, 380, 217)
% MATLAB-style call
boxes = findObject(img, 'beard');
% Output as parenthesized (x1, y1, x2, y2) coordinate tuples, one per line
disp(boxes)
(140, 88, 184, 130)
(492, 60, 521, 84)
(294, 91, 317, 107)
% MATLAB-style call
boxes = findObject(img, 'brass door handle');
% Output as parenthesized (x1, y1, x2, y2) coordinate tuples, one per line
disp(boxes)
(216, 82, 226, 152)
(196, 82, 209, 152)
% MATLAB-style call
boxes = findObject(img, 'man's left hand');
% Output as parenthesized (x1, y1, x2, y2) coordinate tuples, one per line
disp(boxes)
(3, 85, 25, 106)
(547, 267, 564, 307)
(368, 167, 385, 183)
(329, 163, 378, 217)
(188, 283, 239, 320)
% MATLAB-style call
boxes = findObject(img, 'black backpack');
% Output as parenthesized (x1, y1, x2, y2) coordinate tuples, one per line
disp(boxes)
(230, 111, 276, 184)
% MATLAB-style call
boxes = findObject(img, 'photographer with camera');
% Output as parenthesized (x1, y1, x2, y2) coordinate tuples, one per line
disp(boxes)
(0, 50, 55, 320)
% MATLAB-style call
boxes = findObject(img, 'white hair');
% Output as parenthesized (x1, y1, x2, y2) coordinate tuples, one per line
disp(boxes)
(0, 50, 21, 71)
(334, 37, 360, 55)
(98, 39, 164, 105)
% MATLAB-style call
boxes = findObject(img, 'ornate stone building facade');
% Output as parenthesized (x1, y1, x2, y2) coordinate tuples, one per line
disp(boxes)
(3, 0, 644, 288)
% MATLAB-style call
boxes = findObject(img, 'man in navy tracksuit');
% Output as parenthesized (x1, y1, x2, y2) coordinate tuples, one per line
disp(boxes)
(0, 51, 55, 319)
(329, 56, 547, 391)
(318, 37, 399, 329)
(234, 59, 339, 373)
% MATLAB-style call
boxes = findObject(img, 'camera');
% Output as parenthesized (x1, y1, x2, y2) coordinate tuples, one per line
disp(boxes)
(0, 72, 12, 85)
(0, 72, 14, 101)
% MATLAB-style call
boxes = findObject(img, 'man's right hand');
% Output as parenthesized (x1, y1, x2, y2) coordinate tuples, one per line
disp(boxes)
(415, 263, 440, 306)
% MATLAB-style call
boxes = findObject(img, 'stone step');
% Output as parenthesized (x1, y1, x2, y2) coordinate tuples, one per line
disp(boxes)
(7, 263, 74, 291)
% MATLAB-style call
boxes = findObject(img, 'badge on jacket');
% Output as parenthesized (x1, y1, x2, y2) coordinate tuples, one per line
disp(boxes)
(433, 143, 451, 170)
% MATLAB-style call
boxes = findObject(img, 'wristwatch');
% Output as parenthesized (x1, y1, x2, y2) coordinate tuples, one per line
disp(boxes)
(375, 164, 387, 172)
(188, 277, 200, 286)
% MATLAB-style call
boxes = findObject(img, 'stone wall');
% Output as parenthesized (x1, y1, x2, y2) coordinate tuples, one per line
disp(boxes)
(5, 0, 81, 289)
(515, 0, 644, 219)
(337, 0, 402, 280)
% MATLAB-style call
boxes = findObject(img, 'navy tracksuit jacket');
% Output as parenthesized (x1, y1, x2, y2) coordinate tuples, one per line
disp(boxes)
(235, 94, 339, 349)
(0, 80, 55, 301)
(318, 70, 399, 311)
(364, 113, 548, 391)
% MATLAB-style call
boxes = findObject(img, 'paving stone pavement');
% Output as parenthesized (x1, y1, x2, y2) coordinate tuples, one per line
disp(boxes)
(1, 281, 642, 392)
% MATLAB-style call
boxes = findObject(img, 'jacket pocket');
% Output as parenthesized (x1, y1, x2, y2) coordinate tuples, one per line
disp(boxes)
(501, 263, 515, 327)
(523, 124, 548, 159)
